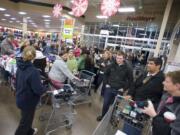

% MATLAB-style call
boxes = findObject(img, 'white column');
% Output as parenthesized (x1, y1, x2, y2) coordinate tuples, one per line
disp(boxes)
(174, 42, 180, 62)
(22, 17, 27, 37)
(154, 0, 173, 57)
(58, 19, 64, 54)
(168, 19, 180, 62)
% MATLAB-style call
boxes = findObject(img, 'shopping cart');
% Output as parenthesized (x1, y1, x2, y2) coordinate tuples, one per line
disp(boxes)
(70, 70, 96, 106)
(39, 83, 77, 135)
(92, 95, 152, 135)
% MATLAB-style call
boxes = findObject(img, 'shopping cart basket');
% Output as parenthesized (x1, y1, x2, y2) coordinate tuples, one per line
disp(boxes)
(39, 83, 76, 135)
(71, 70, 96, 106)
(92, 95, 152, 135)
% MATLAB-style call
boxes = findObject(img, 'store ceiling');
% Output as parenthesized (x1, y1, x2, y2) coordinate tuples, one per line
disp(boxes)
(0, 0, 179, 32)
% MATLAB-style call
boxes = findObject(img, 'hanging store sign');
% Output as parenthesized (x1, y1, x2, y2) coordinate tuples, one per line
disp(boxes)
(63, 19, 75, 39)
(72, 0, 88, 17)
(101, 0, 120, 17)
(127, 16, 155, 22)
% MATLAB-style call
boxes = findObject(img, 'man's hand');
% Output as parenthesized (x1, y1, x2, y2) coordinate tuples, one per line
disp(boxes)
(101, 63, 105, 67)
(124, 95, 132, 100)
(142, 100, 157, 118)
(105, 84, 111, 88)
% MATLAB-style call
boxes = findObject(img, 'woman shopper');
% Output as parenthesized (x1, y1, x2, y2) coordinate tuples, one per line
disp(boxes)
(67, 49, 78, 73)
(15, 46, 46, 135)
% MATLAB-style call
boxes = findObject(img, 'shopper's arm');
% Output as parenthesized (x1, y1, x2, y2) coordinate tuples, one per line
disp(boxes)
(152, 115, 171, 135)
(171, 112, 180, 135)
(126, 67, 134, 90)
(103, 64, 111, 85)
(58, 61, 77, 80)
(29, 69, 46, 96)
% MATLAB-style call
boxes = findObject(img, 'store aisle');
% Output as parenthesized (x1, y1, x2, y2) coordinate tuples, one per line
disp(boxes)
(0, 84, 102, 135)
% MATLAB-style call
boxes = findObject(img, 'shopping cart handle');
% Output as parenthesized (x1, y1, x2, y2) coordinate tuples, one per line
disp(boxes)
(46, 89, 64, 94)
(117, 95, 134, 102)
(80, 70, 96, 76)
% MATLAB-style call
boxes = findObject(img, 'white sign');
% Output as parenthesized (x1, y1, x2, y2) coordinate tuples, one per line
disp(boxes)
(115, 130, 127, 135)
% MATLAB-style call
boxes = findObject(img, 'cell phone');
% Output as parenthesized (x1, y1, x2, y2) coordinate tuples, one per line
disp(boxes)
(135, 101, 148, 108)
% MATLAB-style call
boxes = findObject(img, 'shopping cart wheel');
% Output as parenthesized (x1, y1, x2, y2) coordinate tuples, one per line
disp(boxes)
(65, 120, 72, 129)
(66, 124, 72, 129)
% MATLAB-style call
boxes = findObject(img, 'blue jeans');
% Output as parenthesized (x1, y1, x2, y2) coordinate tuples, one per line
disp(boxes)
(101, 87, 118, 117)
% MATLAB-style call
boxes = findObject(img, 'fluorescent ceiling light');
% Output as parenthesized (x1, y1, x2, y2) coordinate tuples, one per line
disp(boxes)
(0, 7, 6, 11)
(118, 7, 135, 12)
(113, 24, 119, 27)
(60, 16, 66, 20)
(44, 19, 51, 22)
(9, 21, 13, 23)
(42, 15, 51, 18)
(26, 17, 31, 19)
(70, 0, 74, 3)
(11, 18, 16, 20)
(96, 15, 108, 19)
(18, 11, 27, 15)
(135, 27, 145, 31)
(20, 23, 23, 25)
(119, 30, 126, 32)
(16, 20, 20, 23)
(45, 22, 50, 25)
(28, 20, 33, 22)
(139, 33, 146, 36)
(63, 14, 72, 19)
(4, 14, 10, 17)
(68, 12, 73, 15)
(1, 18, 6, 21)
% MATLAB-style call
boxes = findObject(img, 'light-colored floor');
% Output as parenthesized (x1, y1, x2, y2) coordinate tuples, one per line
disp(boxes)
(0, 83, 103, 135)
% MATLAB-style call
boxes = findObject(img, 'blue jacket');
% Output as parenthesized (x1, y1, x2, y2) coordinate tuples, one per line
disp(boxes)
(16, 58, 46, 110)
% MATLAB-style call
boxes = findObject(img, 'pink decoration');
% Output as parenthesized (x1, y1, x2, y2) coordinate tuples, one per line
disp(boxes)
(101, 0, 120, 17)
(52, 3, 63, 18)
(72, 0, 88, 17)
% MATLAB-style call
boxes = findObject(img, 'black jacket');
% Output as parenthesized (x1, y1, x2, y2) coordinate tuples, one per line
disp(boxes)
(16, 58, 46, 110)
(152, 93, 180, 135)
(97, 58, 112, 73)
(128, 71, 164, 106)
(103, 62, 133, 90)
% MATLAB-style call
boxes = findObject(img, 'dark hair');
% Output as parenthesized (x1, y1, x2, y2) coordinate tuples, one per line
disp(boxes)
(148, 57, 162, 68)
(81, 47, 87, 55)
(166, 70, 180, 84)
(59, 51, 68, 56)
